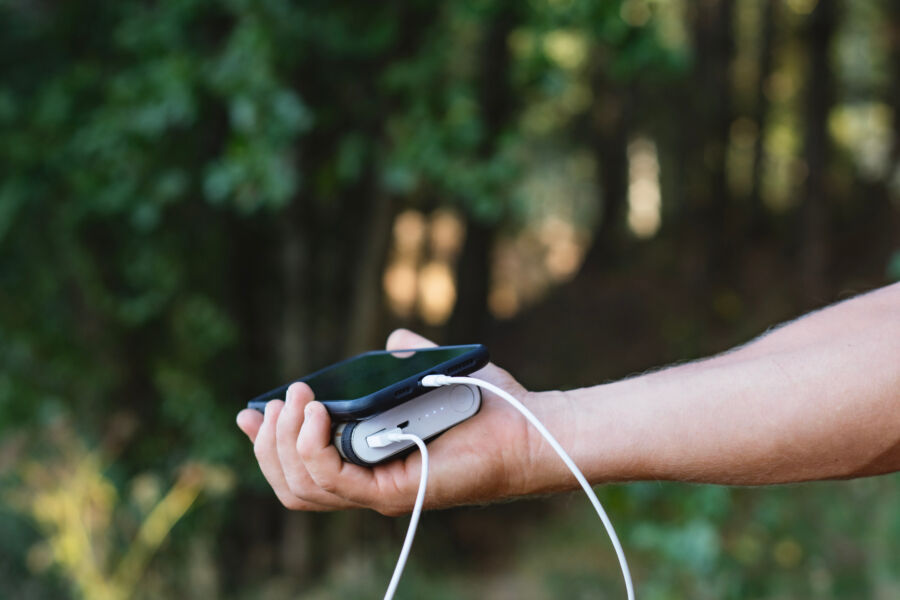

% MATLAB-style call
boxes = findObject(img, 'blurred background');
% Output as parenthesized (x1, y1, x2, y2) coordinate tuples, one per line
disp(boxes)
(1, 0, 898, 598)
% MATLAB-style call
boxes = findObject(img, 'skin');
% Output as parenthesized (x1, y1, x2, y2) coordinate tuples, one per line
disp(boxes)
(237, 282, 900, 516)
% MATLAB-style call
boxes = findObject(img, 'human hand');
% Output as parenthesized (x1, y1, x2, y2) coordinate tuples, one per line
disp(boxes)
(236, 329, 564, 515)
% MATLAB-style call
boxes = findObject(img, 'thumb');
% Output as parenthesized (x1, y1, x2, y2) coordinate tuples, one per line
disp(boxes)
(385, 328, 438, 351)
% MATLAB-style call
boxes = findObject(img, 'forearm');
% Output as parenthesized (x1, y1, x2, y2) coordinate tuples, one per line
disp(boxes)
(526, 284, 900, 491)
(239, 290, 897, 513)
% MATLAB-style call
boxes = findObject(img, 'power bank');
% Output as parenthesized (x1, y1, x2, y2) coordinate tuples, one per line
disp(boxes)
(333, 383, 481, 466)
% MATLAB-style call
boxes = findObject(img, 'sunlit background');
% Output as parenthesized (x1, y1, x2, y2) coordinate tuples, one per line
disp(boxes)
(1, 0, 898, 598)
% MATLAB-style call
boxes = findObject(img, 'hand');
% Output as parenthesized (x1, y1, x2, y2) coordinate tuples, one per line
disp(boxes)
(236, 329, 556, 515)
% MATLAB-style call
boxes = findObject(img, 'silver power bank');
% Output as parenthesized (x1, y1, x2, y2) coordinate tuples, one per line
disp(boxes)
(333, 383, 481, 466)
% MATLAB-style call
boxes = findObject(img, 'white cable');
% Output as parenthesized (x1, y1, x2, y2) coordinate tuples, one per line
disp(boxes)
(421, 374, 636, 600)
(366, 428, 429, 600)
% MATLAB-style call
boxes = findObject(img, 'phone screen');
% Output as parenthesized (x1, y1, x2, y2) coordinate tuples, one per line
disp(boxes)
(306, 346, 477, 400)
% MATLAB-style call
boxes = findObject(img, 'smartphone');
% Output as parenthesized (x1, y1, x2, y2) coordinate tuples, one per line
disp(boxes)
(247, 344, 489, 420)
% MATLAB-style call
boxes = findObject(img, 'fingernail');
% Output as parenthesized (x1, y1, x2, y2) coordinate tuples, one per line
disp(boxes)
(304, 403, 314, 418)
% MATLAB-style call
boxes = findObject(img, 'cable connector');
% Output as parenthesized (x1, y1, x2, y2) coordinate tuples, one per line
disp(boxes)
(420, 374, 453, 387)
(366, 427, 405, 448)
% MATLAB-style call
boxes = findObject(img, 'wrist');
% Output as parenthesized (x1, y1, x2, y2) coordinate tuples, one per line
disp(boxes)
(514, 389, 583, 495)
(520, 382, 650, 493)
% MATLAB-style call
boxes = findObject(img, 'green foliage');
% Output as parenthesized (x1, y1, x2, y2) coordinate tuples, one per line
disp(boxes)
(0, 0, 896, 598)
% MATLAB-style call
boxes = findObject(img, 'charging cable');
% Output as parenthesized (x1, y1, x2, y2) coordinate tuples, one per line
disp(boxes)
(367, 375, 635, 600)
(421, 375, 635, 600)
(366, 428, 429, 600)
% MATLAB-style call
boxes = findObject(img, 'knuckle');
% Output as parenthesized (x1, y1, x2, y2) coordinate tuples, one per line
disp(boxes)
(297, 441, 313, 461)
(274, 414, 289, 437)
(306, 465, 336, 493)
(282, 497, 307, 511)
(286, 479, 310, 500)
(317, 476, 337, 494)
(286, 481, 303, 498)
(252, 440, 267, 461)
(275, 490, 323, 512)
(377, 502, 407, 518)
(283, 478, 329, 509)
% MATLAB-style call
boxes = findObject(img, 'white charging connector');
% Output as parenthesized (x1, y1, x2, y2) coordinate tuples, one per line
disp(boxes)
(421, 374, 636, 600)
(366, 427, 406, 449)
(365, 427, 428, 600)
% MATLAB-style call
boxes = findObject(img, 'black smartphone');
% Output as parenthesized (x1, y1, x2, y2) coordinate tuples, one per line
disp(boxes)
(247, 344, 489, 420)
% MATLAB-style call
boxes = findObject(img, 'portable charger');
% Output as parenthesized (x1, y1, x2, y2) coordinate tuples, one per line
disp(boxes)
(332, 383, 481, 465)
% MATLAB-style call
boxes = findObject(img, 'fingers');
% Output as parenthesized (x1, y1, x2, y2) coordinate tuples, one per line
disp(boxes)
(276, 383, 359, 509)
(236, 409, 263, 442)
(386, 328, 437, 351)
(276, 383, 313, 459)
(297, 401, 413, 515)
(253, 400, 333, 512)
(241, 328, 471, 515)
(241, 390, 404, 514)
(242, 389, 368, 512)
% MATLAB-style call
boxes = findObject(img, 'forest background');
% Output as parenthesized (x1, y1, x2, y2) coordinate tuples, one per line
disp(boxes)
(1, 0, 898, 598)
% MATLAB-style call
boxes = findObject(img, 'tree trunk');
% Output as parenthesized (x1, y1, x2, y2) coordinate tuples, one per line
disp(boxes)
(798, 0, 837, 306)
(668, 0, 736, 287)
(279, 202, 310, 379)
(749, 0, 776, 236)
(694, 0, 736, 282)
(579, 78, 631, 273)
(887, 2, 900, 170)
(449, 219, 495, 342)
(448, 2, 516, 341)
(343, 191, 394, 355)
(880, 1, 900, 281)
